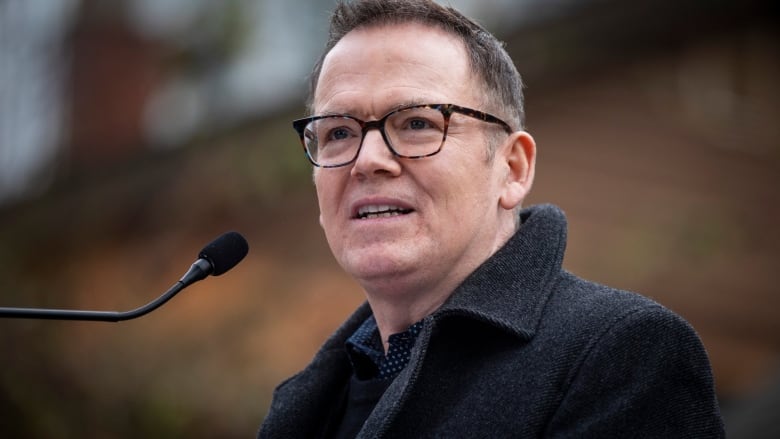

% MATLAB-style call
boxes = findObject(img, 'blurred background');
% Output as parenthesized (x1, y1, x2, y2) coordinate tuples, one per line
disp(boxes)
(0, 0, 778, 437)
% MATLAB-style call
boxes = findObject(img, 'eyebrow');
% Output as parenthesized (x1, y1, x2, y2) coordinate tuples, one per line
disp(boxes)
(387, 99, 428, 112)
(315, 99, 432, 119)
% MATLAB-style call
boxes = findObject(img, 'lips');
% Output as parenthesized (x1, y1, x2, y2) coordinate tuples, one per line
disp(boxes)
(353, 203, 414, 220)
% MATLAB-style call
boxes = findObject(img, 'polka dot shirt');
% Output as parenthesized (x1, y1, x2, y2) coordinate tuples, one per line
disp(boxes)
(346, 316, 424, 381)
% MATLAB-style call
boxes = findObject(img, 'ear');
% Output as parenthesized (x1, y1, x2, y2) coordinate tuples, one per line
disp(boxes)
(498, 131, 536, 210)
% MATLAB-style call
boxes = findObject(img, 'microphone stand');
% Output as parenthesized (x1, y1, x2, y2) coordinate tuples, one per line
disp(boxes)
(0, 259, 212, 322)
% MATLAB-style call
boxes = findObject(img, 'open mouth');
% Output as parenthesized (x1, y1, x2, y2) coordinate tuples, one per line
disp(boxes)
(355, 205, 414, 220)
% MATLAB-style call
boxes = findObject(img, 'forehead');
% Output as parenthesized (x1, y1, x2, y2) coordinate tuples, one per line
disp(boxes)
(313, 22, 477, 115)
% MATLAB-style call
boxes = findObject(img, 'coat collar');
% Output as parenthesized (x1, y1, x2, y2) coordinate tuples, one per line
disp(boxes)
(319, 204, 568, 347)
(434, 204, 568, 340)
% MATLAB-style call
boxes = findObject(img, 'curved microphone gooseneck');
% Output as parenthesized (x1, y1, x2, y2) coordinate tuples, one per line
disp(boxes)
(0, 232, 249, 322)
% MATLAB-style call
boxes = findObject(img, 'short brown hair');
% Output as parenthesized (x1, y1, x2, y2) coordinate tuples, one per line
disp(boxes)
(307, 0, 525, 131)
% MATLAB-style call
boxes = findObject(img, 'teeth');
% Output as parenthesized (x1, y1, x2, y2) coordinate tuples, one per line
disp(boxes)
(357, 205, 411, 219)
(359, 205, 394, 215)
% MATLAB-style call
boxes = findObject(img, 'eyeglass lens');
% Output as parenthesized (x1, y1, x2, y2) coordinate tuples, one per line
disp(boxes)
(304, 106, 446, 167)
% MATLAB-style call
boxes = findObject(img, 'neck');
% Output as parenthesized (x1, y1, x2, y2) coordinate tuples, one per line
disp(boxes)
(366, 289, 450, 353)
(368, 217, 518, 352)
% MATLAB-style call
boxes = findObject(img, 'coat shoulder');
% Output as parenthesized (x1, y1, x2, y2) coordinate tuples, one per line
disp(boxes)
(538, 271, 710, 377)
(546, 271, 682, 332)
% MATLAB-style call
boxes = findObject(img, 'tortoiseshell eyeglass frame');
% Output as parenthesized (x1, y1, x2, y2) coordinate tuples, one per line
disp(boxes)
(292, 103, 513, 168)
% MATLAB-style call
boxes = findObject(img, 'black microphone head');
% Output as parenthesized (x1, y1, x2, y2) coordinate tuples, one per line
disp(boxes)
(198, 231, 249, 276)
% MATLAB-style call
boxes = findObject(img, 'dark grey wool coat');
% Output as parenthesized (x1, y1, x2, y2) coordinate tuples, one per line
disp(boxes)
(259, 204, 725, 438)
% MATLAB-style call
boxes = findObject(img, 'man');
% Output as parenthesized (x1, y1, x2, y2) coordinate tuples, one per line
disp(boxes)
(260, 0, 724, 437)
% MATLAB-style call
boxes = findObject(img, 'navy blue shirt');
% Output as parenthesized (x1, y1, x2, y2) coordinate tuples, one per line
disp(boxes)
(345, 316, 424, 381)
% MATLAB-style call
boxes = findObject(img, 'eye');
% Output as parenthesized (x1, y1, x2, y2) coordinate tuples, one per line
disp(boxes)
(395, 115, 441, 132)
(312, 117, 360, 144)
(407, 118, 433, 130)
(328, 126, 354, 141)
(391, 107, 444, 132)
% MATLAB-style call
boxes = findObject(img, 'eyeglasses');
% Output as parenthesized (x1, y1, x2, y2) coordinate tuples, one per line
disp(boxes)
(292, 103, 512, 168)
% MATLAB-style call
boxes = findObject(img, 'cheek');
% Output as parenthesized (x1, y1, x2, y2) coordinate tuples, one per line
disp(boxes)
(439, 161, 491, 200)
(316, 188, 336, 225)
(315, 187, 343, 253)
(314, 175, 346, 232)
(440, 171, 500, 225)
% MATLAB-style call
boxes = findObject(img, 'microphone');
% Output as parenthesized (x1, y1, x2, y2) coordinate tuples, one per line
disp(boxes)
(0, 231, 249, 322)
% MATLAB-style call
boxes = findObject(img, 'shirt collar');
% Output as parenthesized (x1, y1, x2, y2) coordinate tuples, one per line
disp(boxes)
(346, 316, 424, 380)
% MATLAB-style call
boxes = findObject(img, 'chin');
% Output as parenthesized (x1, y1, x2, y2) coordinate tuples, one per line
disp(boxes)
(341, 251, 417, 285)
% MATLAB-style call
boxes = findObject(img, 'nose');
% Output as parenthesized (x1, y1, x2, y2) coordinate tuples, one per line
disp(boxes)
(350, 128, 402, 178)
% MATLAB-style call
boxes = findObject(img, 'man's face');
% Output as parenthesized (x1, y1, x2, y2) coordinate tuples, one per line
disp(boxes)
(312, 23, 517, 299)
